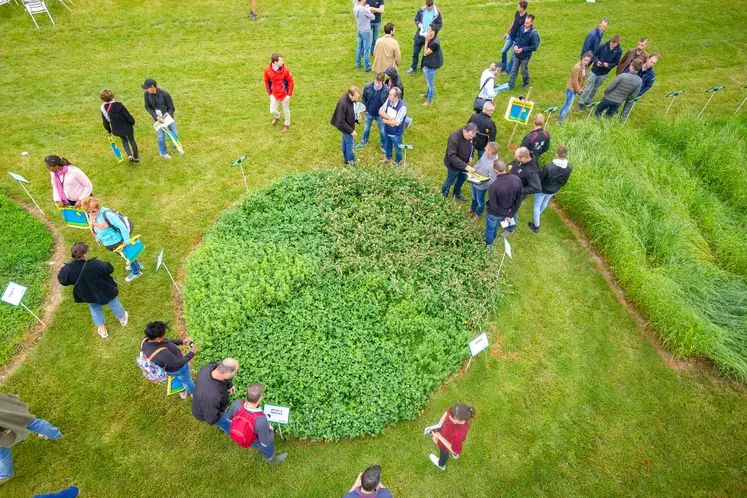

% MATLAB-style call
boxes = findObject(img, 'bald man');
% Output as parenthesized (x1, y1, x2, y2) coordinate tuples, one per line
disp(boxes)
(520, 114, 550, 160)
(192, 358, 240, 435)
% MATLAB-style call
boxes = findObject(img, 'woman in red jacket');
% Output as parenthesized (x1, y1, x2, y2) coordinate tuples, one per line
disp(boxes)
(428, 403, 476, 470)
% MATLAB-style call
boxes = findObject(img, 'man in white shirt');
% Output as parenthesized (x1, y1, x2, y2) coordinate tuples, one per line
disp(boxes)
(378, 87, 408, 165)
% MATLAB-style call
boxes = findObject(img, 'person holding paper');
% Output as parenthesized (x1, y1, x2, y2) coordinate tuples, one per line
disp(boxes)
(468, 142, 499, 221)
(485, 160, 522, 249)
(142, 78, 182, 159)
(442, 123, 477, 200)
(407, 0, 442, 74)
(192, 359, 239, 435)
(378, 87, 407, 165)
(99, 88, 139, 163)
(226, 383, 288, 466)
(141, 321, 198, 399)
(45, 156, 93, 208)
(506, 146, 541, 235)
(343, 465, 393, 498)
(428, 403, 476, 471)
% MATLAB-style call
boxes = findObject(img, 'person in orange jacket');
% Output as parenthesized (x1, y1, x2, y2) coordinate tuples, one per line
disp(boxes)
(263, 53, 295, 133)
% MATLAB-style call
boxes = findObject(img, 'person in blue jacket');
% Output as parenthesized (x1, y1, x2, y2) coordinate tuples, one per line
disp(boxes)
(356, 72, 389, 150)
(578, 34, 622, 110)
(496, 14, 539, 92)
(580, 18, 608, 59)
(620, 53, 659, 119)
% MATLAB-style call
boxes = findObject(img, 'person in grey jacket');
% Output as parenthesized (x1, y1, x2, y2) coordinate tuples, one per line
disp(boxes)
(595, 59, 643, 117)
(142, 78, 183, 159)
(469, 141, 499, 220)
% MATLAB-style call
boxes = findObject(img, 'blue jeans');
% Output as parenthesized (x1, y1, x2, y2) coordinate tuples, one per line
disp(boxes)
(411, 35, 426, 70)
(383, 133, 403, 163)
(533, 192, 553, 227)
(87, 296, 126, 327)
(370, 22, 380, 54)
(423, 66, 436, 102)
(251, 435, 276, 460)
(215, 410, 232, 435)
(620, 98, 636, 119)
(471, 186, 488, 216)
(342, 133, 356, 164)
(129, 259, 142, 277)
(477, 149, 485, 159)
(578, 71, 608, 106)
(360, 113, 384, 148)
(485, 213, 501, 246)
(156, 122, 179, 156)
(500, 36, 515, 72)
(169, 363, 195, 395)
(507, 58, 530, 90)
(441, 169, 467, 197)
(0, 418, 62, 478)
(558, 88, 576, 123)
(356, 30, 372, 70)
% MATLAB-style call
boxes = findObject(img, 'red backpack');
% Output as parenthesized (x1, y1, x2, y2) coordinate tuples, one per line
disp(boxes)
(229, 404, 264, 448)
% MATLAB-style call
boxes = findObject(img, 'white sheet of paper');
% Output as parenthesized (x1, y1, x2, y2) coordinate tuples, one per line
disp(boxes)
(424, 422, 443, 435)
(504, 238, 513, 260)
(386, 107, 397, 119)
(7, 172, 29, 183)
(162, 114, 175, 127)
(1, 282, 27, 306)
(264, 404, 290, 424)
(468, 332, 489, 357)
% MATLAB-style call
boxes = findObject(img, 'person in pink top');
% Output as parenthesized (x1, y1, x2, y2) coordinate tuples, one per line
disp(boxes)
(45, 155, 93, 208)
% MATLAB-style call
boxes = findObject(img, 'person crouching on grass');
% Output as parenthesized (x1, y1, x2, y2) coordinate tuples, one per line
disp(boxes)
(427, 403, 476, 471)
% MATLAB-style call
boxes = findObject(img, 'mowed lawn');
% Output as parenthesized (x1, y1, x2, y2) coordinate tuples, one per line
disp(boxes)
(1, 0, 746, 496)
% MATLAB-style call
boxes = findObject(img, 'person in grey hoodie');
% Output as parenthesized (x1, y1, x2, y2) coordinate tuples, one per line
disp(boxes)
(529, 144, 572, 233)
(469, 142, 499, 220)
(354, 0, 375, 71)
(595, 59, 643, 117)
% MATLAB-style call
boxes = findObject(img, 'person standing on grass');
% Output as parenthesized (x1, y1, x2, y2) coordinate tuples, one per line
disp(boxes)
(372, 23, 400, 73)
(428, 403, 476, 471)
(247, 0, 258, 20)
(141, 321, 198, 400)
(520, 114, 550, 160)
(485, 159, 522, 248)
(263, 52, 294, 133)
(99, 89, 139, 163)
(469, 141, 499, 221)
(442, 123, 477, 200)
(467, 101, 496, 159)
(499, 1, 528, 75)
(343, 465, 394, 498)
(506, 146, 541, 236)
(142, 78, 182, 160)
(379, 87, 407, 165)
(578, 34, 622, 110)
(408, 0, 443, 74)
(57, 242, 128, 339)
(616, 38, 649, 75)
(354, 0, 375, 72)
(620, 53, 659, 119)
(528, 144, 572, 233)
(580, 18, 608, 59)
(558, 51, 593, 124)
(596, 58, 643, 118)
(384, 66, 404, 99)
(497, 14, 539, 92)
(45, 155, 93, 208)
(80, 196, 143, 283)
(226, 383, 288, 466)
(420, 25, 443, 106)
(476, 63, 500, 111)
(331, 86, 362, 165)
(357, 72, 389, 150)
(192, 358, 239, 435)
(0, 394, 63, 485)
(367, 0, 385, 56)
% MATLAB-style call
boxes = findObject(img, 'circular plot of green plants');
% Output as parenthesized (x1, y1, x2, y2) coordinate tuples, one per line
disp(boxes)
(184, 168, 503, 440)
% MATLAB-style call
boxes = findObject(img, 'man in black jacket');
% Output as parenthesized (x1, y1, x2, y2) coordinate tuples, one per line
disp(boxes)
(520, 114, 550, 160)
(331, 86, 362, 165)
(485, 160, 523, 249)
(192, 359, 239, 435)
(408, 0, 443, 73)
(467, 101, 497, 159)
(442, 123, 477, 200)
(529, 144, 572, 233)
(506, 146, 541, 235)
(142, 78, 182, 160)
(57, 242, 128, 339)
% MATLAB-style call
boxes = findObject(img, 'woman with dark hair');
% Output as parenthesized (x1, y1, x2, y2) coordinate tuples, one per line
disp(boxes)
(427, 403, 476, 471)
(45, 156, 93, 208)
(57, 242, 128, 339)
(100, 88, 139, 162)
(141, 321, 198, 399)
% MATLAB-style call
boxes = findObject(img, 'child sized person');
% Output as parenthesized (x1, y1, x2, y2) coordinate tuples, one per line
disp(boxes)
(226, 383, 288, 466)
(343, 465, 393, 498)
(427, 403, 476, 471)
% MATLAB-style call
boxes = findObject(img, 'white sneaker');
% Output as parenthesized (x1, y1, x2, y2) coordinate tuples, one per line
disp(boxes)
(451, 452, 459, 459)
(125, 264, 131, 271)
(429, 454, 446, 470)
(125, 272, 143, 283)
(97, 326, 109, 339)
(178, 149, 185, 154)
(119, 311, 128, 327)
(161, 154, 172, 159)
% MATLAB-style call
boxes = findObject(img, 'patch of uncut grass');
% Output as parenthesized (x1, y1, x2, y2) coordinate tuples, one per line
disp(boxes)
(0, 0, 746, 496)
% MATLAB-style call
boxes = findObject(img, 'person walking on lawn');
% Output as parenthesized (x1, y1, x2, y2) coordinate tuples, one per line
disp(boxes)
(578, 34, 622, 110)
(420, 25, 443, 106)
(408, 0, 443, 73)
(616, 38, 649, 75)
(620, 53, 659, 119)
(428, 403, 476, 471)
(226, 383, 288, 466)
(142, 78, 182, 159)
(442, 123, 477, 200)
(45, 155, 93, 207)
(343, 465, 394, 498)
(469, 141, 499, 221)
(596, 58, 643, 117)
(580, 18, 608, 59)
(100, 89, 139, 162)
(499, 1, 528, 75)
(192, 359, 239, 435)
(497, 14, 539, 92)
(354, 0, 375, 72)
(372, 22, 400, 73)
(467, 101, 496, 159)
(558, 51, 593, 124)
(357, 72, 389, 150)
(485, 160, 524, 249)
(57, 242, 128, 339)
(379, 87, 407, 165)
(247, 0, 258, 20)
(331, 86, 362, 165)
(529, 144, 572, 233)
(264, 53, 294, 133)
(506, 146, 541, 236)
(140, 321, 198, 399)
(520, 114, 550, 160)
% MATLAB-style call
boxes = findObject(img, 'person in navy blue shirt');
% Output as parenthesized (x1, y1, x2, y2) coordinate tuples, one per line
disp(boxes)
(343, 465, 394, 498)
(578, 34, 622, 110)
(496, 14, 539, 92)
(499, 1, 528, 75)
(368, 0, 385, 55)
(620, 53, 659, 119)
(580, 18, 608, 59)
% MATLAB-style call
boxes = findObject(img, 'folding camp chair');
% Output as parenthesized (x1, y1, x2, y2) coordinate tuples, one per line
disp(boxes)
(22, 0, 54, 27)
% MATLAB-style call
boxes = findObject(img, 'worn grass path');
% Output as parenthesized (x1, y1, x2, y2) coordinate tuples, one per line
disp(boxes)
(1, 0, 745, 496)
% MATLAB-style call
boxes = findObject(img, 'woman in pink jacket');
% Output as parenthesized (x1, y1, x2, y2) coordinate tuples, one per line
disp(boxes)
(45, 155, 93, 208)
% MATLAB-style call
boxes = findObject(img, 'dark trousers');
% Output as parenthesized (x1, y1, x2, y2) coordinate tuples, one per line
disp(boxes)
(119, 134, 139, 159)
(595, 99, 621, 118)
(438, 447, 450, 467)
(411, 35, 426, 70)
(441, 169, 467, 197)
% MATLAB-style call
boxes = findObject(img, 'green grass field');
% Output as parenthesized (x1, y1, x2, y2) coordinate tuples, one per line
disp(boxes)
(1, 0, 746, 496)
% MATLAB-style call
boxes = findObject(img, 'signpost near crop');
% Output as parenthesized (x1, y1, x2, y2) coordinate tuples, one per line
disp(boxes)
(498, 237, 513, 276)
(586, 101, 600, 118)
(2, 282, 45, 327)
(156, 248, 181, 295)
(264, 404, 290, 439)
(623, 96, 643, 124)
(735, 86, 747, 115)
(464, 332, 489, 372)
(398, 144, 414, 167)
(664, 90, 686, 116)
(7, 172, 44, 216)
(698, 86, 726, 118)
(231, 155, 250, 193)
(542, 106, 560, 127)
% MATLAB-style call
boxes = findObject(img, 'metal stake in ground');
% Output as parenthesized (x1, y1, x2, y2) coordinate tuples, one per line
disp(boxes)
(506, 87, 533, 149)
(231, 155, 250, 193)
(497, 236, 514, 276)
(735, 86, 747, 115)
(7, 172, 44, 216)
(623, 96, 642, 124)
(664, 90, 686, 116)
(1, 282, 45, 327)
(698, 86, 726, 118)
(542, 106, 560, 127)
(156, 248, 182, 295)
(398, 144, 414, 167)
(586, 101, 601, 118)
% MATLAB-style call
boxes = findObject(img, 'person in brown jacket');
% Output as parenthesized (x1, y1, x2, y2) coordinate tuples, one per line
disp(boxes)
(558, 51, 593, 123)
(372, 23, 401, 73)
(616, 37, 649, 75)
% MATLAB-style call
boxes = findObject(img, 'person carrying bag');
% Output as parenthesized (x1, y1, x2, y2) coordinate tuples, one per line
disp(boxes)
(473, 63, 499, 113)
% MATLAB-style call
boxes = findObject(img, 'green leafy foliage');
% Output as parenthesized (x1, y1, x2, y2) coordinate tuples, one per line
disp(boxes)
(184, 168, 504, 440)
(0, 197, 53, 366)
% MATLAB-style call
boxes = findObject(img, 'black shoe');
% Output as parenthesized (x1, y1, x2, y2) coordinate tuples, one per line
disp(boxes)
(267, 452, 288, 466)
(453, 194, 468, 202)
(128, 156, 135, 162)
(134, 157, 140, 163)
(577, 103, 585, 112)
(528, 222, 540, 233)
(521, 82, 530, 89)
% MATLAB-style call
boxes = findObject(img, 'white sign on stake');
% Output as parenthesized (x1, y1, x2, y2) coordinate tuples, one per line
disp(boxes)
(155, 248, 181, 295)
(7, 172, 29, 183)
(468, 332, 490, 357)
(504, 238, 513, 260)
(264, 404, 290, 425)
(7, 172, 44, 216)
(156, 248, 165, 271)
(1, 282, 27, 306)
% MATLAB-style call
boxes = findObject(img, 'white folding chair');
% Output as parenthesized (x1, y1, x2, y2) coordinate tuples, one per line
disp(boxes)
(22, 0, 54, 28)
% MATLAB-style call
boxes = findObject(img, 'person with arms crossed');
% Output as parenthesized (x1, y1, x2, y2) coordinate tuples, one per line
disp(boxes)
(367, 0, 385, 55)
(343, 465, 393, 498)
(227, 383, 288, 466)
(528, 144, 572, 233)
(499, 1, 528, 75)
(264, 52, 294, 133)
(578, 34, 622, 110)
(379, 87, 407, 165)
(407, 0, 442, 73)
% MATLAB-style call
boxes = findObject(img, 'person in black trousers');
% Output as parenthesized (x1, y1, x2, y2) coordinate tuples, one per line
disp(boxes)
(99, 89, 139, 162)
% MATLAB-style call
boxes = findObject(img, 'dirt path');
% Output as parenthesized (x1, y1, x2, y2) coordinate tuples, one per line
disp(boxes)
(0, 199, 66, 385)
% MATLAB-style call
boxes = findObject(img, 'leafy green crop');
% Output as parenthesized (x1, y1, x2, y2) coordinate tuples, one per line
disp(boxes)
(0, 197, 54, 366)
(184, 168, 504, 440)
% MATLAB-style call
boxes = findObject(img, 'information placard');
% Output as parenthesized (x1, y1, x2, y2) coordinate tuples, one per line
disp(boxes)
(1, 282, 27, 307)
(264, 404, 290, 425)
(468, 332, 489, 357)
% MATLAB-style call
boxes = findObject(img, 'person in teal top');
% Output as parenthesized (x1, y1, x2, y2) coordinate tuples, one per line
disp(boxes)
(81, 196, 143, 282)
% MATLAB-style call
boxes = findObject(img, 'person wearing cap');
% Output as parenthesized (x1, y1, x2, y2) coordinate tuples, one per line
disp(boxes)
(427, 403, 476, 471)
(141, 78, 182, 159)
